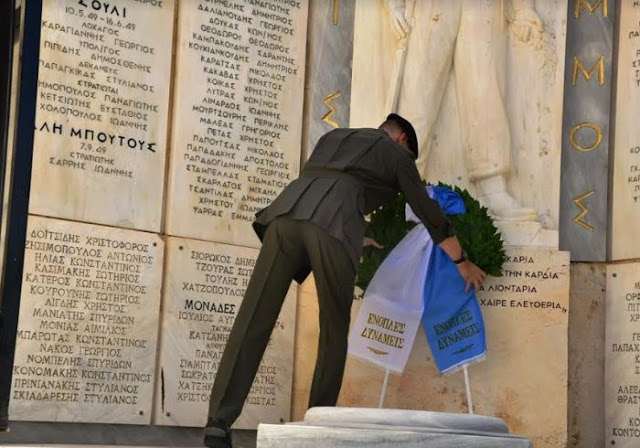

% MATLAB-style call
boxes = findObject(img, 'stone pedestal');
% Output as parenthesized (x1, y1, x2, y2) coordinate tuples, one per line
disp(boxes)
(257, 407, 531, 447)
(496, 222, 558, 248)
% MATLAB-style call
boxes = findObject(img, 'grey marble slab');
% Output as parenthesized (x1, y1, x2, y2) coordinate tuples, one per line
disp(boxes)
(0, 446, 201, 448)
(0, 423, 257, 448)
(0, 421, 201, 447)
(559, 0, 614, 261)
(301, 0, 355, 161)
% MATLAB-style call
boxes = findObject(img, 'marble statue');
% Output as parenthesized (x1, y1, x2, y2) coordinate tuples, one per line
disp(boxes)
(385, 0, 546, 222)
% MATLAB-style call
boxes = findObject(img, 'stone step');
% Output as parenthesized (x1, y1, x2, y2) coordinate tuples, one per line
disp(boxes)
(257, 408, 531, 448)
(256, 423, 532, 448)
(304, 407, 509, 434)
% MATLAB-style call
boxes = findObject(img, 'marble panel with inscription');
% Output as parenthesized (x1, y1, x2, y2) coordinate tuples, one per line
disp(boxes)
(605, 263, 640, 446)
(9, 215, 164, 424)
(611, 3, 640, 260)
(155, 237, 296, 428)
(165, 0, 308, 246)
(293, 248, 569, 448)
(29, 0, 175, 232)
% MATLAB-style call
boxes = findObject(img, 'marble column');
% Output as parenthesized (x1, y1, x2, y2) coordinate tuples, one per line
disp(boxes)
(559, 0, 614, 261)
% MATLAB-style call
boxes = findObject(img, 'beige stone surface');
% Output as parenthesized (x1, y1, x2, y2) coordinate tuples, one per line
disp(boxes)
(29, 0, 175, 232)
(350, 0, 566, 239)
(154, 237, 297, 429)
(9, 215, 164, 424)
(605, 263, 640, 446)
(611, 4, 640, 260)
(496, 221, 558, 248)
(567, 263, 605, 448)
(164, 1, 308, 247)
(293, 248, 569, 448)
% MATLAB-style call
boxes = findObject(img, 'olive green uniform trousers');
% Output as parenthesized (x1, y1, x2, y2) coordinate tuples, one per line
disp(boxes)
(207, 217, 356, 425)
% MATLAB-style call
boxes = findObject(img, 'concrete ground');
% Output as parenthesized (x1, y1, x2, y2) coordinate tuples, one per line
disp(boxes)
(0, 422, 257, 448)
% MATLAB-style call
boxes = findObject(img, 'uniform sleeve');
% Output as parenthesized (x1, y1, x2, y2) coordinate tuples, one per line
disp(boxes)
(396, 155, 455, 244)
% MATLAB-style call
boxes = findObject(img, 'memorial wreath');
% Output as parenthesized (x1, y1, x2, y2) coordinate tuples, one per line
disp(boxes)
(356, 183, 506, 291)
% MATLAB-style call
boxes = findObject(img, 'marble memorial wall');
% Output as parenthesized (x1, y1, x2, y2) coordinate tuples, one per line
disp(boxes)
(611, 2, 640, 260)
(605, 263, 640, 446)
(9, 0, 309, 428)
(9, 216, 164, 424)
(6, 0, 593, 438)
(154, 238, 296, 429)
(30, 0, 175, 232)
(165, 0, 308, 247)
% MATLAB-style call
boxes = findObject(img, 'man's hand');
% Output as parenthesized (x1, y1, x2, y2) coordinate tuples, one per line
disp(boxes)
(386, 0, 409, 39)
(437, 237, 487, 291)
(456, 260, 487, 292)
(363, 237, 384, 249)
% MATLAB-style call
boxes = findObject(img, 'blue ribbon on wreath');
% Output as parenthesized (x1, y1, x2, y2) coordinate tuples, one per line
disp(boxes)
(420, 186, 487, 374)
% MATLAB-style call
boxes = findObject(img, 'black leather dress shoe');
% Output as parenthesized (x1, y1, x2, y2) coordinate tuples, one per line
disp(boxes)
(203, 418, 232, 448)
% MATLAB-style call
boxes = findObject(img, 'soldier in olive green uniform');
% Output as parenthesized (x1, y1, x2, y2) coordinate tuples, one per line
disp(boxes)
(204, 114, 486, 448)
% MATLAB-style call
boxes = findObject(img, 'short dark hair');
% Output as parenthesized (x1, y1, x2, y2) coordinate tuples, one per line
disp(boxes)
(385, 113, 418, 159)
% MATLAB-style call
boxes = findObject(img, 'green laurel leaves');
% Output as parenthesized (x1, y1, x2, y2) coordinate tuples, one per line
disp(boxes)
(356, 193, 417, 291)
(356, 183, 505, 292)
(439, 183, 505, 277)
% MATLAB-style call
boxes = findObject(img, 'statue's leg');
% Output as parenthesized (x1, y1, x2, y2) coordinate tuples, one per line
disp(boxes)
(454, 0, 537, 221)
(397, 0, 461, 176)
(455, 0, 510, 181)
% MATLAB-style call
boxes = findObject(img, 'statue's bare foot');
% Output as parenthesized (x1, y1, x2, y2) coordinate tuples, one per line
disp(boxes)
(479, 191, 538, 222)
(476, 175, 538, 222)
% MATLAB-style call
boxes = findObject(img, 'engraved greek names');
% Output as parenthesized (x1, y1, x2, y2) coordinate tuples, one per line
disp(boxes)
(606, 264, 640, 446)
(9, 216, 163, 424)
(612, 4, 640, 259)
(154, 238, 296, 428)
(166, 0, 308, 246)
(29, 0, 176, 232)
